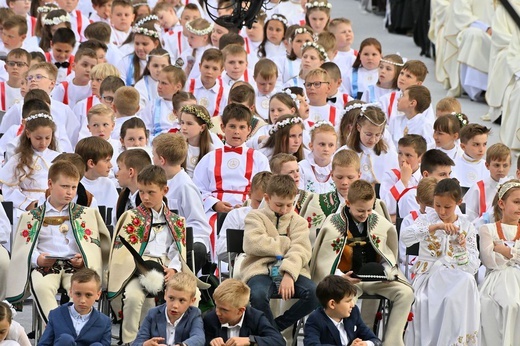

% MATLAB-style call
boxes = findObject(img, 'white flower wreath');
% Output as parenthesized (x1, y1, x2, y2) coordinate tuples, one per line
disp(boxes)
(135, 15, 158, 28)
(271, 14, 288, 26)
(26, 113, 53, 122)
(37, 5, 56, 14)
(132, 26, 160, 38)
(269, 117, 303, 136)
(305, 1, 332, 9)
(301, 41, 329, 61)
(185, 21, 214, 36)
(344, 102, 364, 114)
(310, 120, 333, 133)
(43, 14, 71, 26)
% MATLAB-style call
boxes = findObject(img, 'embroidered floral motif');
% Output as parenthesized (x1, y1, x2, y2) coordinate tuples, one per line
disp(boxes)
(123, 214, 147, 244)
(306, 212, 323, 229)
(74, 218, 100, 247)
(21, 220, 38, 243)
(452, 331, 478, 345)
(172, 216, 186, 246)
(305, 180, 315, 192)
(371, 234, 381, 248)
(331, 237, 344, 254)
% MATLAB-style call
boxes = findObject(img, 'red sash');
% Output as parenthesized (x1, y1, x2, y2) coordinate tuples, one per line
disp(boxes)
(244, 70, 249, 82)
(189, 79, 195, 93)
(329, 106, 336, 124)
(244, 37, 250, 54)
(213, 84, 224, 117)
(178, 31, 182, 54)
(30, 16, 36, 35)
(342, 93, 350, 106)
(0, 82, 5, 111)
(75, 10, 83, 40)
(477, 180, 486, 217)
(61, 81, 69, 105)
(388, 92, 396, 118)
(410, 210, 419, 220)
(86, 96, 94, 112)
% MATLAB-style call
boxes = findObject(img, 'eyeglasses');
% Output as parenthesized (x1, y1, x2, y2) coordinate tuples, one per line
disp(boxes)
(304, 81, 329, 88)
(6, 61, 28, 68)
(26, 74, 51, 82)
(102, 95, 114, 103)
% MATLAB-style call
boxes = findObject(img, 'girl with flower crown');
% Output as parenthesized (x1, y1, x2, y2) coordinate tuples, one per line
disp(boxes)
(277, 26, 314, 85)
(28, 8, 71, 53)
(402, 178, 480, 346)
(119, 17, 162, 86)
(0, 111, 59, 214)
(305, 1, 332, 34)
(479, 179, 520, 345)
(257, 14, 288, 59)
(361, 53, 403, 103)
(179, 104, 223, 177)
(298, 121, 336, 193)
(259, 114, 306, 161)
(134, 48, 171, 110)
(432, 113, 467, 160)
(22, 4, 59, 52)
(179, 17, 213, 79)
(343, 104, 398, 185)
(246, 91, 298, 149)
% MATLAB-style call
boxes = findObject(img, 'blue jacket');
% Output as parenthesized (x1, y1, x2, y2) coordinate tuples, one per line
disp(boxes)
(203, 306, 285, 346)
(132, 305, 205, 346)
(304, 307, 382, 346)
(38, 303, 111, 346)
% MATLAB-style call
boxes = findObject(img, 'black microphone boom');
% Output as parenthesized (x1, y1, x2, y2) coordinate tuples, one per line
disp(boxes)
(203, 0, 270, 29)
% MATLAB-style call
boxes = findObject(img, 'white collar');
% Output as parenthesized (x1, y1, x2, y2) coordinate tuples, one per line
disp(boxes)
(69, 304, 92, 321)
(165, 307, 184, 328)
(222, 310, 246, 329)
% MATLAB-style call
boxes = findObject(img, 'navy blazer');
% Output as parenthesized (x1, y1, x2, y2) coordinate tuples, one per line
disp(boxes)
(203, 307, 285, 346)
(304, 306, 382, 346)
(38, 303, 111, 346)
(132, 305, 205, 346)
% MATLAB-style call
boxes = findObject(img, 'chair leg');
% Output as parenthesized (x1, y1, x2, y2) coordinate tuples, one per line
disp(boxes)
(32, 299, 43, 345)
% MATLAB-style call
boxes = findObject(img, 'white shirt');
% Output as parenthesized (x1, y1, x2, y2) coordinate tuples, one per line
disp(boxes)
(165, 308, 185, 345)
(220, 68, 254, 88)
(135, 75, 159, 110)
(144, 204, 182, 271)
(51, 76, 92, 109)
(388, 111, 434, 148)
(0, 82, 22, 111)
(328, 316, 349, 346)
(186, 78, 229, 118)
(112, 115, 138, 140)
(31, 200, 81, 266)
(223, 311, 246, 339)
(452, 153, 488, 188)
(69, 304, 92, 336)
(81, 176, 118, 225)
(140, 98, 174, 137)
(110, 27, 131, 47)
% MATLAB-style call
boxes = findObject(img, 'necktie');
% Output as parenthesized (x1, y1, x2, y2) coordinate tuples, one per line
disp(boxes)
(224, 146, 243, 154)
(55, 61, 70, 68)
(327, 97, 337, 103)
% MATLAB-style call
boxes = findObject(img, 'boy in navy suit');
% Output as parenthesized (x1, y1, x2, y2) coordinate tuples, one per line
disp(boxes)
(304, 275, 381, 346)
(133, 272, 205, 346)
(38, 269, 111, 346)
(203, 279, 285, 346)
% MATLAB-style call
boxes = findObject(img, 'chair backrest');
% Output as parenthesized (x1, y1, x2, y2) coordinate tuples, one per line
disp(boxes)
(98, 206, 113, 225)
(459, 203, 466, 214)
(185, 226, 193, 252)
(216, 212, 228, 235)
(1, 201, 13, 225)
(226, 228, 244, 254)
(406, 243, 419, 256)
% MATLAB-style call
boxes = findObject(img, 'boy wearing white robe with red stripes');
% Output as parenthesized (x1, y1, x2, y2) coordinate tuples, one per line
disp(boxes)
(192, 104, 270, 258)
(463, 143, 512, 224)
(0, 48, 29, 112)
(306, 68, 340, 127)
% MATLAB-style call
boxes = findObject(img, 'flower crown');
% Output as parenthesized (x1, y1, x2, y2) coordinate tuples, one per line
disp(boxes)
(132, 25, 160, 38)
(269, 117, 303, 136)
(26, 113, 53, 122)
(301, 41, 329, 61)
(498, 180, 520, 199)
(43, 14, 70, 26)
(133, 1, 148, 7)
(180, 105, 213, 129)
(380, 58, 404, 67)
(270, 14, 288, 26)
(344, 102, 364, 114)
(185, 21, 214, 36)
(283, 89, 301, 108)
(37, 5, 56, 13)
(359, 103, 386, 126)
(451, 112, 469, 126)
(135, 15, 158, 27)
(305, 1, 332, 9)
(294, 27, 310, 37)
(310, 120, 333, 133)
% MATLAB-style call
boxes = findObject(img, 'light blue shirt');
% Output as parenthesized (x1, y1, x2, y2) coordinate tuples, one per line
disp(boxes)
(68, 304, 92, 336)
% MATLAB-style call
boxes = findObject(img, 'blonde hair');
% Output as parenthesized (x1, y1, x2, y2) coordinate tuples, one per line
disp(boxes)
(332, 149, 360, 171)
(212, 278, 250, 308)
(310, 122, 336, 142)
(90, 63, 121, 80)
(486, 143, 511, 165)
(165, 272, 197, 297)
(416, 177, 437, 207)
(305, 68, 330, 82)
(435, 97, 462, 115)
(152, 133, 187, 166)
(222, 44, 247, 62)
(29, 62, 57, 81)
(113, 86, 140, 116)
(87, 104, 115, 123)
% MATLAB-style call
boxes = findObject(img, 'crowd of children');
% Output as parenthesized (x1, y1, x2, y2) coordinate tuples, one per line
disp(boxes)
(0, 0, 517, 346)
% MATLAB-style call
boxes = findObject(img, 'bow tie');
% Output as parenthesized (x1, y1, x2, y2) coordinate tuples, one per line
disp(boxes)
(327, 97, 337, 103)
(224, 146, 243, 154)
(55, 61, 70, 68)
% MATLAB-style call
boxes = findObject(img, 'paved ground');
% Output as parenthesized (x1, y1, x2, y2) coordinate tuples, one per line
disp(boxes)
(11, 0, 497, 345)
